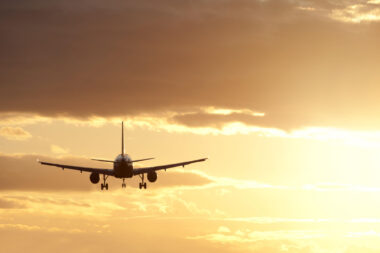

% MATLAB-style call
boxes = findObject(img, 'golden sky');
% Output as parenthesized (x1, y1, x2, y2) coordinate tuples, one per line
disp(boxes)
(2, 0, 380, 252)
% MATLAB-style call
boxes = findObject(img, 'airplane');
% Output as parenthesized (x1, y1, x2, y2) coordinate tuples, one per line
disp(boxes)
(38, 122, 207, 190)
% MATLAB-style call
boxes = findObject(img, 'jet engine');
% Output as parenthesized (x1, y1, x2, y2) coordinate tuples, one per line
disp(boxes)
(147, 171, 157, 183)
(90, 172, 100, 184)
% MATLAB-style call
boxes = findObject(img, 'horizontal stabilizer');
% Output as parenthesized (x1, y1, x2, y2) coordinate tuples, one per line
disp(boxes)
(131, 157, 155, 163)
(91, 158, 114, 163)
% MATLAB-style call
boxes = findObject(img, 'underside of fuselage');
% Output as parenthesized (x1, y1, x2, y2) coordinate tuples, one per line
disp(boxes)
(114, 163, 133, 178)
(113, 154, 134, 178)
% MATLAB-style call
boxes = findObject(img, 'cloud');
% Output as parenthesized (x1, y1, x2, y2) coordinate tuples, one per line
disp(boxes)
(0, 223, 84, 234)
(0, 217, 241, 253)
(188, 227, 321, 252)
(0, 113, 52, 126)
(148, 169, 212, 188)
(1, 0, 380, 131)
(170, 111, 303, 131)
(50, 145, 69, 154)
(0, 127, 32, 141)
(195, 228, 326, 242)
(217, 226, 231, 233)
(330, 3, 380, 23)
(0, 198, 26, 209)
(0, 154, 93, 191)
(1, 179, 380, 253)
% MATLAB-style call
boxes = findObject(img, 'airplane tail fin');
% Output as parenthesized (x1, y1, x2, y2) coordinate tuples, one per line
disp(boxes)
(122, 121, 124, 155)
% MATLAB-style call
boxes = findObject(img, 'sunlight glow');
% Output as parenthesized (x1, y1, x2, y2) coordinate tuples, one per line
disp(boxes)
(202, 107, 265, 117)
(330, 4, 380, 23)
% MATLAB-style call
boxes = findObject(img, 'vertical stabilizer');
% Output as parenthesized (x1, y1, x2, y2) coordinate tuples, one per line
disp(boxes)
(122, 121, 124, 155)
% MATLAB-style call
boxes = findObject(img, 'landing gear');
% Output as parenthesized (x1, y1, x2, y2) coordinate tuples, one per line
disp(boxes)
(101, 174, 109, 190)
(138, 174, 147, 189)
(122, 178, 126, 188)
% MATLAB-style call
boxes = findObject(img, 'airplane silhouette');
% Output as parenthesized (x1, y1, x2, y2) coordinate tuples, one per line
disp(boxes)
(39, 122, 207, 190)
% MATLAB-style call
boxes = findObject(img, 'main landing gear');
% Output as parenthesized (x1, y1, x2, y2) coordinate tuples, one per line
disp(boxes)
(139, 174, 147, 189)
(101, 174, 109, 190)
(122, 178, 126, 188)
(139, 182, 147, 189)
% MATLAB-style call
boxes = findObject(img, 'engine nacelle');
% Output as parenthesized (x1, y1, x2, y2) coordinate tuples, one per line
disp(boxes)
(147, 171, 157, 183)
(90, 172, 100, 184)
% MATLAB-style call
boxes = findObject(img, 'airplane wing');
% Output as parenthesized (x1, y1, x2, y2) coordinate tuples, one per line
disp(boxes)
(133, 158, 207, 175)
(39, 161, 114, 176)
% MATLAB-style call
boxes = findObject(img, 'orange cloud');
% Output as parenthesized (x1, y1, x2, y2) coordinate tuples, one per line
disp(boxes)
(1, 0, 380, 131)
(50, 145, 69, 155)
(330, 3, 380, 23)
(0, 127, 32, 141)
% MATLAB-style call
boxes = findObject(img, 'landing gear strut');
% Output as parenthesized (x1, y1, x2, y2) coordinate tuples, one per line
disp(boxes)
(122, 178, 126, 188)
(139, 174, 147, 189)
(101, 174, 109, 190)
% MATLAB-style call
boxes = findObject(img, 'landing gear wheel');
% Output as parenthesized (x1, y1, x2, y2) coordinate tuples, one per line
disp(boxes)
(101, 174, 109, 191)
(138, 174, 147, 189)
(138, 182, 147, 189)
(122, 183, 126, 188)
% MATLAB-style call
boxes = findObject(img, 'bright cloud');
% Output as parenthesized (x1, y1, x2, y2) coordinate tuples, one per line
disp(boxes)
(0, 127, 32, 141)
(330, 4, 380, 23)
(50, 145, 70, 155)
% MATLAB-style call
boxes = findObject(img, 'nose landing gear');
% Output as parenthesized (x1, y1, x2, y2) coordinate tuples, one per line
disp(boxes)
(122, 178, 126, 188)
(138, 174, 147, 189)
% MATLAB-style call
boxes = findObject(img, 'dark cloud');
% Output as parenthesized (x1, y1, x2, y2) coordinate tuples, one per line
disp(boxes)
(1, 0, 380, 130)
(0, 154, 212, 191)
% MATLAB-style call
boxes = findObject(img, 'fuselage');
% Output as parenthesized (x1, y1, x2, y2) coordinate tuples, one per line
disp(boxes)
(113, 154, 134, 178)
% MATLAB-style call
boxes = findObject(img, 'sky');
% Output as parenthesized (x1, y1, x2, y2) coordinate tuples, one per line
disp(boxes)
(2, 0, 380, 252)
